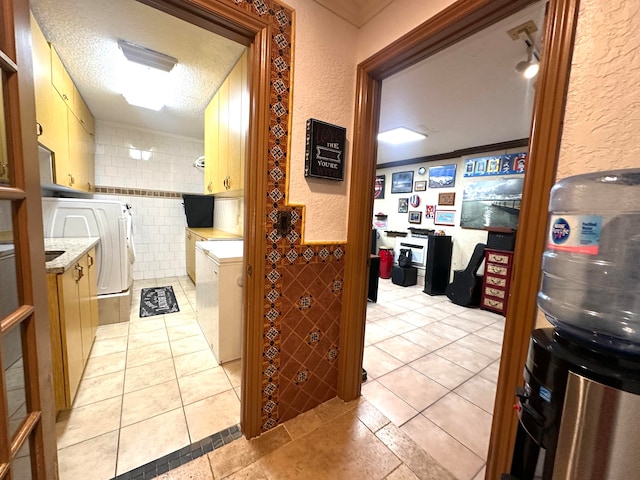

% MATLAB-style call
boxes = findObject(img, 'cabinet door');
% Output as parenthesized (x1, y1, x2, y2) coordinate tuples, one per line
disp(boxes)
(204, 94, 219, 195)
(50, 46, 74, 109)
(77, 256, 93, 363)
(50, 92, 72, 186)
(217, 81, 230, 192)
(227, 54, 243, 192)
(30, 14, 55, 150)
(58, 265, 82, 404)
(68, 114, 94, 192)
(186, 229, 197, 282)
(86, 249, 99, 338)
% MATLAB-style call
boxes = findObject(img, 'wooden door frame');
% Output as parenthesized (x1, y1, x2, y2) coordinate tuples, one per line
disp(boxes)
(341, 0, 580, 476)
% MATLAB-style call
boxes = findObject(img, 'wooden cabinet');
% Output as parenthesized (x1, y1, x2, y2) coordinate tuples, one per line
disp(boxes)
(480, 248, 514, 315)
(204, 50, 248, 194)
(30, 14, 95, 192)
(186, 229, 206, 283)
(47, 248, 99, 411)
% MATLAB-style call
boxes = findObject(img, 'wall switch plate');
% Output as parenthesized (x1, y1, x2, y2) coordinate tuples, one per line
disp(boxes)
(276, 210, 292, 236)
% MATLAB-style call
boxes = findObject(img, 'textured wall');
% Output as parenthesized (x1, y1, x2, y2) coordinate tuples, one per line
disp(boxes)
(557, 0, 640, 179)
(283, 0, 358, 243)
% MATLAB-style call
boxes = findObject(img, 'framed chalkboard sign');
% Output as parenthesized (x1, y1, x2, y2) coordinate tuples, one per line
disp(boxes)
(304, 118, 346, 181)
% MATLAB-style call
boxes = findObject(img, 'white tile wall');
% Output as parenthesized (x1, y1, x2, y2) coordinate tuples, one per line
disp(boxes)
(213, 197, 244, 236)
(93, 121, 204, 280)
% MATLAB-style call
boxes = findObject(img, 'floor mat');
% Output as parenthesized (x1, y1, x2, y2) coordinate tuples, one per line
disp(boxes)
(139, 286, 180, 317)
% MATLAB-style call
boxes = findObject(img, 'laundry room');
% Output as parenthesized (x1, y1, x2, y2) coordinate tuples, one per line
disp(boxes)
(31, 0, 248, 476)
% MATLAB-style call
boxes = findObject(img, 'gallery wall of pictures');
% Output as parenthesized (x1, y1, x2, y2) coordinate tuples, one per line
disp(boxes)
(372, 151, 527, 235)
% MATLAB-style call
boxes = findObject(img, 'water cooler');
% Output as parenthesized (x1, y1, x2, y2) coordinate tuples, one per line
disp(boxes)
(507, 169, 640, 480)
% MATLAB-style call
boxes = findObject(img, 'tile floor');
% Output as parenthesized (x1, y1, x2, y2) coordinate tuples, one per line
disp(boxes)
(56, 276, 242, 480)
(55, 274, 503, 480)
(362, 278, 504, 480)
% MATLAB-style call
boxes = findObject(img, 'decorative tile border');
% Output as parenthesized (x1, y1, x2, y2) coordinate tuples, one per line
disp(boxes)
(94, 185, 183, 198)
(113, 424, 242, 480)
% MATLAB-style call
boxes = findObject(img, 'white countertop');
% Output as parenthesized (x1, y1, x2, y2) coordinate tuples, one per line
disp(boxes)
(45, 237, 100, 274)
(196, 240, 244, 264)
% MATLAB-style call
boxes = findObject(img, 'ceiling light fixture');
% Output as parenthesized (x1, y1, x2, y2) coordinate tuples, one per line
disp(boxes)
(118, 39, 178, 111)
(377, 127, 427, 145)
(512, 28, 540, 79)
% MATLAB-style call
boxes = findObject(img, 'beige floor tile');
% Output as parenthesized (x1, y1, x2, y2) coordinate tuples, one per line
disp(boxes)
(167, 322, 205, 342)
(455, 334, 502, 359)
(124, 357, 176, 393)
(126, 341, 173, 368)
(116, 408, 190, 475)
(429, 301, 469, 316)
(361, 380, 418, 426)
(387, 297, 426, 311)
(400, 329, 453, 353)
(362, 345, 404, 380)
(478, 360, 500, 384)
(422, 393, 492, 458)
(385, 464, 421, 480)
(376, 423, 456, 480)
(225, 461, 269, 479)
(256, 411, 401, 480)
(121, 379, 182, 427)
(457, 308, 501, 324)
(454, 375, 497, 414)
(401, 414, 485, 480)
(156, 455, 214, 480)
(440, 316, 485, 333)
(395, 310, 437, 328)
(208, 425, 292, 478)
(174, 349, 219, 378)
(72, 370, 124, 408)
(409, 354, 475, 390)
(223, 359, 242, 387)
(170, 334, 211, 357)
(164, 311, 199, 327)
(435, 343, 495, 373)
(95, 322, 129, 340)
(82, 351, 126, 379)
(127, 328, 170, 350)
(420, 322, 469, 341)
(415, 305, 455, 321)
(474, 325, 505, 344)
(377, 366, 449, 411)
(354, 398, 391, 434)
(91, 336, 128, 357)
(178, 366, 233, 405)
(366, 305, 392, 321)
(312, 396, 359, 423)
(57, 430, 119, 480)
(375, 336, 430, 364)
(365, 323, 397, 345)
(56, 396, 121, 449)
(128, 318, 166, 335)
(184, 390, 240, 442)
(282, 408, 324, 440)
(375, 317, 417, 334)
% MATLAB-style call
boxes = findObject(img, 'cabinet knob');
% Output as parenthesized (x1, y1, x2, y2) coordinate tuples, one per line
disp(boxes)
(87, 254, 94, 267)
(36, 122, 43, 136)
(68, 174, 75, 186)
(207, 182, 212, 193)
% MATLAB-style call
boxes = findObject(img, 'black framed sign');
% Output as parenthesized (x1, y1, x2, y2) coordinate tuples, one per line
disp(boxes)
(304, 118, 346, 180)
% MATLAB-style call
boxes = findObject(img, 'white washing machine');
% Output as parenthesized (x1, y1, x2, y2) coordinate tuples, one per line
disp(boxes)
(196, 240, 243, 365)
(41, 197, 135, 296)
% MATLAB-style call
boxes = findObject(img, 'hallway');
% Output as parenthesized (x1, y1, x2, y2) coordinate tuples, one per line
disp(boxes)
(362, 278, 503, 479)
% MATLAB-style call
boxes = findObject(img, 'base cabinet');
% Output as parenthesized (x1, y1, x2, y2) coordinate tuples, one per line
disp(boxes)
(480, 248, 514, 315)
(47, 248, 98, 412)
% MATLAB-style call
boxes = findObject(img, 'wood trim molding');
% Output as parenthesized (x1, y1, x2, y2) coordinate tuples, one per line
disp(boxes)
(344, 0, 579, 475)
(486, 0, 581, 476)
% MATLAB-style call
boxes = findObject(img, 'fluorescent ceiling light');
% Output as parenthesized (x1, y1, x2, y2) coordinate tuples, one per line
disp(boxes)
(118, 39, 177, 110)
(377, 127, 427, 145)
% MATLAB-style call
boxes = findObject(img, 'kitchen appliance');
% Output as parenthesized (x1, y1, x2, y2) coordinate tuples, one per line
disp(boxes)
(41, 197, 136, 324)
(196, 240, 243, 364)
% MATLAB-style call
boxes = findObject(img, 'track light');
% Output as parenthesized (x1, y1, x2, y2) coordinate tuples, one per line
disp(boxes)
(508, 23, 540, 79)
(515, 44, 539, 79)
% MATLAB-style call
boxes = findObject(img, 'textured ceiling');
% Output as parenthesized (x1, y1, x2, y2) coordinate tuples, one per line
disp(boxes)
(376, 2, 546, 164)
(30, 0, 246, 139)
(313, 0, 395, 28)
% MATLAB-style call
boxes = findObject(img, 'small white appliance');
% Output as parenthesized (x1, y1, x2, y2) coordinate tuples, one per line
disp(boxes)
(41, 197, 135, 296)
(196, 240, 243, 364)
(394, 235, 429, 267)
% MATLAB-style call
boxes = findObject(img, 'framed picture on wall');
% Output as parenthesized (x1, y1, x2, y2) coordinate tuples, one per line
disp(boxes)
(414, 180, 426, 191)
(438, 192, 455, 206)
(398, 198, 409, 213)
(391, 171, 414, 193)
(428, 164, 456, 188)
(408, 211, 422, 224)
(434, 209, 455, 226)
(374, 175, 385, 199)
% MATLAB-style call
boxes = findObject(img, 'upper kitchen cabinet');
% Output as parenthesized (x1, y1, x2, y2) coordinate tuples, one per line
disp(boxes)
(30, 13, 95, 192)
(204, 50, 248, 195)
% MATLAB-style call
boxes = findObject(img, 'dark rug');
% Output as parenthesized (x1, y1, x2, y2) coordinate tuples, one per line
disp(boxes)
(139, 286, 180, 318)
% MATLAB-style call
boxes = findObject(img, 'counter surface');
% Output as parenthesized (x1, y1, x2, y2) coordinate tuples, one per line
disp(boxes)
(44, 237, 100, 274)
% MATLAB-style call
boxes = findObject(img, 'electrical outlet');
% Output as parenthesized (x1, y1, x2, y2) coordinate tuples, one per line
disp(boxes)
(277, 211, 291, 236)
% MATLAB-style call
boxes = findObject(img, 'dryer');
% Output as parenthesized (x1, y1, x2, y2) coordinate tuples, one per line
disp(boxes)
(41, 197, 135, 296)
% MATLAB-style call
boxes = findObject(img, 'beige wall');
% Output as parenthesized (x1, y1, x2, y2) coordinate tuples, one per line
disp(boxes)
(557, 0, 640, 179)
(285, 0, 456, 243)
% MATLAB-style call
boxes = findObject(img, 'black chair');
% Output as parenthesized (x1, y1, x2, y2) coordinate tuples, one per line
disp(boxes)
(445, 243, 485, 307)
